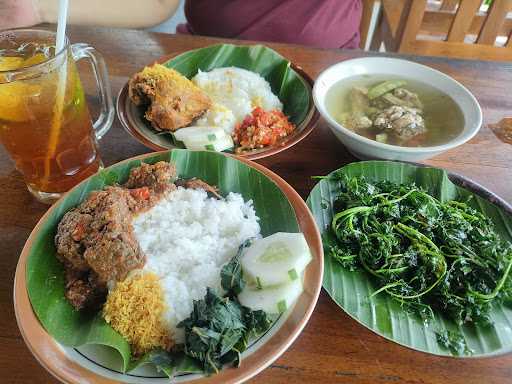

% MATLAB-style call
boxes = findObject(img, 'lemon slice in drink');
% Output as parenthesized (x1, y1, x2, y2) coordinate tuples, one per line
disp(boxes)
(0, 55, 46, 122)
(0, 57, 25, 71)
(21, 53, 48, 68)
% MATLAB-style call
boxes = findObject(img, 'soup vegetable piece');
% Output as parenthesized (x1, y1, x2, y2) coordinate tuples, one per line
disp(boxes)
(321, 172, 512, 353)
(327, 77, 464, 147)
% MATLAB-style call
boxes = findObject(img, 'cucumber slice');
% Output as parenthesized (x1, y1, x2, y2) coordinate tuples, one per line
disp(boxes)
(174, 126, 234, 152)
(173, 126, 225, 143)
(240, 232, 312, 287)
(238, 278, 303, 314)
(204, 134, 234, 151)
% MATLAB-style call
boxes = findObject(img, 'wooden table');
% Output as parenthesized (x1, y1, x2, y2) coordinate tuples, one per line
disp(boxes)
(2, 26, 512, 384)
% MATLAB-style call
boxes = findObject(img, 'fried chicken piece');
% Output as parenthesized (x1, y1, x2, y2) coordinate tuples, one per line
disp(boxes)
(128, 64, 211, 131)
(175, 177, 222, 199)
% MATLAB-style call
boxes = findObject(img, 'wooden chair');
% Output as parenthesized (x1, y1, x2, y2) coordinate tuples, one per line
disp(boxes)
(360, 0, 380, 49)
(371, 0, 512, 61)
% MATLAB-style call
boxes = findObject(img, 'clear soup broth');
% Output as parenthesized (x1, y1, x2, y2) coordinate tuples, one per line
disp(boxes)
(325, 74, 465, 147)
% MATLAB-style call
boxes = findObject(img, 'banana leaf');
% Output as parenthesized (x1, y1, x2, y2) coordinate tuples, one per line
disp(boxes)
(26, 149, 299, 375)
(135, 43, 312, 149)
(306, 161, 512, 357)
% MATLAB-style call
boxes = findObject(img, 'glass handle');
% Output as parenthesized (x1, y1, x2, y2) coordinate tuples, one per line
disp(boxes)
(71, 43, 115, 140)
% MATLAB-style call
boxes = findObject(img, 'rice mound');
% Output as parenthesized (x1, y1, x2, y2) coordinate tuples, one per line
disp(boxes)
(132, 187, 261, 342)
(103, 271, 173, 356)
(192, 67, 283, 134)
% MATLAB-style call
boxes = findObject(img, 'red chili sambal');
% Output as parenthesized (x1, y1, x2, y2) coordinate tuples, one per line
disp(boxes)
(232, 107, 295, 153)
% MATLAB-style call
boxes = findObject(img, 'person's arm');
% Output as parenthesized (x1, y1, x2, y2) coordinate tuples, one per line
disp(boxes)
(38, 0, 180, 28)
(0, 0, 180, 30)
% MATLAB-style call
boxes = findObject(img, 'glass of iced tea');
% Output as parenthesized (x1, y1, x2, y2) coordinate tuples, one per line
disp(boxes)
(0, 29, 114, 203)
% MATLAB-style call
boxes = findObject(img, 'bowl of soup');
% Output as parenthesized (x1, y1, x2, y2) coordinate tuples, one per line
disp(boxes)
(313, 57, 482, 161)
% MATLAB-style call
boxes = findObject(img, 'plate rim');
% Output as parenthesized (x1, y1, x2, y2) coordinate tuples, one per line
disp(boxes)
(116, 44, 320, 161)
(14, 150, 324, 384)
(306, 160, 512, 359)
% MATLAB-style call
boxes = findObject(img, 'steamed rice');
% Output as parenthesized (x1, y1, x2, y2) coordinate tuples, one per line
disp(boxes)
(132, 187, 261, 342)
(192, 67, 282, 134)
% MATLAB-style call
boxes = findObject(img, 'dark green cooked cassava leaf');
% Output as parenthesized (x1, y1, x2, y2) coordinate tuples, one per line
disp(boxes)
(177, 288, 272, 375)
(128, 348, 176, 377)
(128, 349, 203, 378)
(308, 160, 512, 357)
(221, 239, 254, 296)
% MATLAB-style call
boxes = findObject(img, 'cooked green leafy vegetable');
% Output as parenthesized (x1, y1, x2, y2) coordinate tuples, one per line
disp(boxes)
(179, 241, 272, 375)
(221, 239, 253, 296)
(435, 330, 473, 356)
(128, 349, 203, 378)
(325, 173, 512, 327)
(177, 288, 272, 375)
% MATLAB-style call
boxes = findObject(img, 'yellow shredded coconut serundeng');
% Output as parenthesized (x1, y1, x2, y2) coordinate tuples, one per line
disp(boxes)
(102, 271, 173, 356)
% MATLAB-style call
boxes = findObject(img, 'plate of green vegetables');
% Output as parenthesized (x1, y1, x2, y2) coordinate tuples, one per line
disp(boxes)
(307, 161, 512, 357)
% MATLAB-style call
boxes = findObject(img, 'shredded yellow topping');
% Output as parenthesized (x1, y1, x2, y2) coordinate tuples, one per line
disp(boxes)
(103, 271, 173, 356)
(139, 64, 202, 92)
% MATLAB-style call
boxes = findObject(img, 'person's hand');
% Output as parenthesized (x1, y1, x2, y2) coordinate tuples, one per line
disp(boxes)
(0, 0, 41, 30)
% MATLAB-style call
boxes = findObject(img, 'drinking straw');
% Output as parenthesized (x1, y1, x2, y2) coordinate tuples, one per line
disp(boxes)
(43, 0, 69, 188)
(55, 0, 69, 54)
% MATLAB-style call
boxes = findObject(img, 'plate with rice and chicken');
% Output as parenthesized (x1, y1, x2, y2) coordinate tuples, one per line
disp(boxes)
(117, 44, 319, 160)
(14, 149, 323, 383)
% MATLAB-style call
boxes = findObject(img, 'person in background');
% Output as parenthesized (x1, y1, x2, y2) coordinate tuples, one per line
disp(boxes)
(0, 0, 362, 49)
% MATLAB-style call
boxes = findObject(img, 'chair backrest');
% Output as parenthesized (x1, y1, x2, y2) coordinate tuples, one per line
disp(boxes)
(360, 0, 379, 49)
(392, 0, 512, 61)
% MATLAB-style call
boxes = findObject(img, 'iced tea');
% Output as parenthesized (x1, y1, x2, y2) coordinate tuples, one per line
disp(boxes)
(0, 29, 113, 203)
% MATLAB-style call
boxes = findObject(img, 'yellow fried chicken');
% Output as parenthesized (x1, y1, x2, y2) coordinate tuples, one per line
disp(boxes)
(128, 64, 211, 131)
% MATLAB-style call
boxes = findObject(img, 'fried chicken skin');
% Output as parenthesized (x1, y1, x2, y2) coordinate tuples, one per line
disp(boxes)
(175, 177, 221, 199)
(128, 64, 211, 131)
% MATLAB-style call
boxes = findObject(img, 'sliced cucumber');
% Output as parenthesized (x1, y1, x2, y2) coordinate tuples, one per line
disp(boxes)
(174, 126, 234, 152)
(238, 278, 303, 314)
(174, 126, 224, 142)
(187, 134, 234, 152)
(240, 232, 312, 288)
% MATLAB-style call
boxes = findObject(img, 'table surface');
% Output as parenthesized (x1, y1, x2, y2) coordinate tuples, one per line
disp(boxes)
(2, 25, 512, 384)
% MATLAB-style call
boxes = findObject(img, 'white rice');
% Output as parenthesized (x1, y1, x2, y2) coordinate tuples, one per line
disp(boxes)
(132, 187, 261, 342)
(192, 67, 283, 134)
